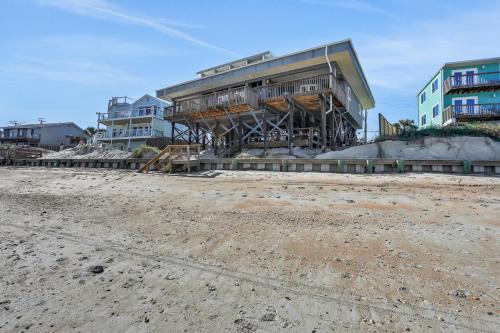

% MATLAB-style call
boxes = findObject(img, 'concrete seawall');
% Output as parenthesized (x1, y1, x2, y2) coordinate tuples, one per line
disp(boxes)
(1, 157, 500, 175)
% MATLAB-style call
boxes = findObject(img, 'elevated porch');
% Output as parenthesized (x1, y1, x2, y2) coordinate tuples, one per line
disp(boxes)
(164, 73, 348, 123)
(443, 72, 500, 95)
(442, 103, 500, 124)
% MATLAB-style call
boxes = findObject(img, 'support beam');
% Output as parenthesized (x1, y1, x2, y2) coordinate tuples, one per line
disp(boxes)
(320, 95, 327, 153)
(214, 120, 219, 157)
(195, 122, 200, 144)
(263, 110, 268, 153)
(170, 121, 175, 144)
(288, 100, 294, 155)
(238, 116, 243, 152)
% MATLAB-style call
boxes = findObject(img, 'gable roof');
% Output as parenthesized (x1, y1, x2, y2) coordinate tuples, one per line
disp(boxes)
(1, 122, 86, 132)
(132, 94, 170, 107)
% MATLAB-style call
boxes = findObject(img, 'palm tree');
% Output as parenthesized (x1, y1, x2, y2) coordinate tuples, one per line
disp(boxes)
(85, 126, 97, 136)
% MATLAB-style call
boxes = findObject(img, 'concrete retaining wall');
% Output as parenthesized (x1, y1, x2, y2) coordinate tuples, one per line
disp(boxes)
(1, 157, 499, 175)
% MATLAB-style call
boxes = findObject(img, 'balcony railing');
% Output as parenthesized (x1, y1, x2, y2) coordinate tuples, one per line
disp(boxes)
(99, 110, 163, 121)
(443, 71, 500, 94)
(254, 73, 346, 105)
(442, 103, 500, 123)
(97, 129, 163, 139)
(165, 86, 256, 118)
(165, 74, 348, 118)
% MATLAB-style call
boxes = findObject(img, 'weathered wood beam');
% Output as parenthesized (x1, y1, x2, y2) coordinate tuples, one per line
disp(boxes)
(288, 100, 294, 156)
(320, 95, 327, 153)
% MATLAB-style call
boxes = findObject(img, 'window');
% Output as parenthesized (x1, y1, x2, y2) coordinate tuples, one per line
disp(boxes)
(432, 104, 439, 118)
(420, 92, 426, 104)
(421, 114, 427, 126)
(432, 79, 438, 93)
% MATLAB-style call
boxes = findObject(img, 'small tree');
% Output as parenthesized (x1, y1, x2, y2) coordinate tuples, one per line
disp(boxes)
(85, 126, 97, 136)
(398, 119, 417, 130)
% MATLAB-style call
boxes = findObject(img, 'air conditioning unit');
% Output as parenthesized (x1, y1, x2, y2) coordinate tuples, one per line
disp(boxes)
(299, 84, 318, 93)
(217, 94, 229, 104)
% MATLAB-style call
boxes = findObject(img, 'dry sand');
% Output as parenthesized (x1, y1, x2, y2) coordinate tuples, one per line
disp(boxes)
(0, 168, 499, 332)
(39, 146, 131, 160)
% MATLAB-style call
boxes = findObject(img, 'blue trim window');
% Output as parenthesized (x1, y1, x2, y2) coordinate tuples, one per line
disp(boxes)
(420, 92, 426, 104)
(432, 78, 438, 93)
(432, 104, 439, 118)
(421, 114, 427, 126)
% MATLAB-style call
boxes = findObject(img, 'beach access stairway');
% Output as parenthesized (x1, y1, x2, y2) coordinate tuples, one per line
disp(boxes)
(138, 144, 201, 173)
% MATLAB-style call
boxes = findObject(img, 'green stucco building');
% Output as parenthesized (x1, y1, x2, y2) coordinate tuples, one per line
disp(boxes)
(417, 58, 500, 128)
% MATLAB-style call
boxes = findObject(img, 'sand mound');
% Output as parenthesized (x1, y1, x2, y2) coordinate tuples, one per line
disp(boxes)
(316, 136, 500, 160)
(39, 145, 131, 160)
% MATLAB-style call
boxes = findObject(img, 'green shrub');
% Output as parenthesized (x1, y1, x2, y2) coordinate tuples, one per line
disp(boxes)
(378, 123, 500, 142)
(131, 144, 160, 158)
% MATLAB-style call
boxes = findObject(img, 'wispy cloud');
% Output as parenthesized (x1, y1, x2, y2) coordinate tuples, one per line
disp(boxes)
(37, 0, 237, 56)
(37, 35, 173, 57)
(301, 0, 389, 15)
(356, 5, 500, 92)
(0, 57, 140, 86)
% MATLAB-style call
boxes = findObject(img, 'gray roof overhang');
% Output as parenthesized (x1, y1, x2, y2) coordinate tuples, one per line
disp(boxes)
(157, 39, 375, 109)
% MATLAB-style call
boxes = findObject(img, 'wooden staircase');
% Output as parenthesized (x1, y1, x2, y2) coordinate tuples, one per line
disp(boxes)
(138, 144, 201, 173)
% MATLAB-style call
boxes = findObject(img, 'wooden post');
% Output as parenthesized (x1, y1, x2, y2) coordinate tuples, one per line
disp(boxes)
(238, 115, 243, 152)
(195, 122, 200, 144)
(288, 101, 294, 156)
(214, 120, 219, 157)
(170, 121, 175, 145)
(263, 110, 268, 153)
(320, 96, 327, 153)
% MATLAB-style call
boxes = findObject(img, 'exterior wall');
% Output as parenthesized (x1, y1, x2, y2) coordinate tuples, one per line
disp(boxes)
(443, 62, 499, 109)
(442, 62, 499, 82)
(98, 94, 183, 150)
(418, 71, 442, 127)
(1, 125, 85, 146)
(444, 91, 498, 109)
(39, 125, 86, 146)
(418, 60, 500, 128)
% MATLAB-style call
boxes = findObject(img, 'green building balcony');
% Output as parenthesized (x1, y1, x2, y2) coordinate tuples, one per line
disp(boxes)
(443, 71, 500, 95)
(442, 103, 500, 123)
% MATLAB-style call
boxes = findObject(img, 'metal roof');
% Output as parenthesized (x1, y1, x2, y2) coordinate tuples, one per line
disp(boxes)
(1, 122, 85, 131)
(157, 39, 375, 109)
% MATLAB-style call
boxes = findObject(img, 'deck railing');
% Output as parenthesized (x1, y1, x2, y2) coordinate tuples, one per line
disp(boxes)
(443, 71, 500, 94)
(165, 86, 257, 118)
(99, 110, 163, 121)
(442, 103, 500, 123)
(97, 129, 163, 139)
(254, 73, 346, 105)
(165, 73, 348, 118)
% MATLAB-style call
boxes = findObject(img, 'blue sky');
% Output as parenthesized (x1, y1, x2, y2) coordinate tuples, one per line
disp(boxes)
(1, 0, 499, 136)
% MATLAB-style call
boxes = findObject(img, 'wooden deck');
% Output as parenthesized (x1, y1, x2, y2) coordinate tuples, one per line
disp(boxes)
(165, 73, 348, 121)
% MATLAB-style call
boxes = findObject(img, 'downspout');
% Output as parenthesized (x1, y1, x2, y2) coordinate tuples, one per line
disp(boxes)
(325, 46, 334, 115)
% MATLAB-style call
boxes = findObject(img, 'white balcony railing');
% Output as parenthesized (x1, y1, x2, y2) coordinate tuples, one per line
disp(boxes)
(97, 129, 163, 139)
(99, 109, 164, 121)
